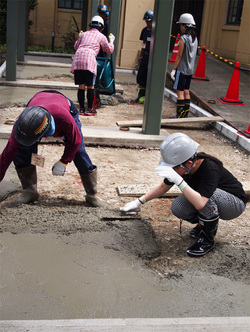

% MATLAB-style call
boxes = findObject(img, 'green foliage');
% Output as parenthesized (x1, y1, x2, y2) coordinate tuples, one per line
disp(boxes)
(29, 0, 38, 11)
(0, 43, 73, 55)
(0, 0, 38, 45)
(0, 0, 7, 45)
(28, 45, 73, 54)
(62, 16, 79, 52)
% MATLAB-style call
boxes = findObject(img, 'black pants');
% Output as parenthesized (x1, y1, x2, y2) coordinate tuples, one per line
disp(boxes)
(136, 54, 149, 87)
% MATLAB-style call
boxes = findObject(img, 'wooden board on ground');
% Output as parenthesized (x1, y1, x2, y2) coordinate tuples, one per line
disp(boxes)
(117, 184, 182, 197)
(117, 181, 250, 199)
(116, 116, 224, 128)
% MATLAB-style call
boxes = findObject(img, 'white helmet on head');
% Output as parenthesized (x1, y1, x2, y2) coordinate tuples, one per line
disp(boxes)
(177, 13, 196, 28)
(90, 15, 104, 30)
(159, 133, 199, 167)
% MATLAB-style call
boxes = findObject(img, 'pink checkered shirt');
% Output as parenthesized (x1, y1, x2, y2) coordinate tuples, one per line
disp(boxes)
(70, 29, 114, 75)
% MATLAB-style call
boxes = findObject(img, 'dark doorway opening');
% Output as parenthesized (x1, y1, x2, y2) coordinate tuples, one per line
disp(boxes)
(170, 0, 204, 50)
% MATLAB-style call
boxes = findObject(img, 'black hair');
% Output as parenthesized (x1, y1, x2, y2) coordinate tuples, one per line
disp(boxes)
(196, 152, 223, 167)
(184, 26, 196, 43)
(181, 152, 223, 168)
(180, 152, 197, 166)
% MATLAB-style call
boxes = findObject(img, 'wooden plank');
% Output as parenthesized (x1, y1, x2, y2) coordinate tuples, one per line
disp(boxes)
(116, 116, 224, 128)
(117, 181, 250, 198)
(117, 184, 182, 197)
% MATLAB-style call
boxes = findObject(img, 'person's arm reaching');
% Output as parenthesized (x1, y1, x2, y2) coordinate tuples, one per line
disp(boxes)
(155, 166, 209, 210)
(122, 181, 173, 212)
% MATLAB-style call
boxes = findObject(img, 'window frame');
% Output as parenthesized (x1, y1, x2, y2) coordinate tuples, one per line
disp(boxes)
(58, 0, 83, 10)
(226, 0, 244, 25)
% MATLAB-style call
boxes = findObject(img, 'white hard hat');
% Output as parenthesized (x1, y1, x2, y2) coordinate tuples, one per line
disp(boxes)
(90, 15, 104, 29)
(159, 133, 199, 167)
(176, 13, 196, 27)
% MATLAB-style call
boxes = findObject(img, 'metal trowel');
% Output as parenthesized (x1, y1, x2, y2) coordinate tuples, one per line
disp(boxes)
(101, 208, 141, 221)
(119, 207, 141, 216)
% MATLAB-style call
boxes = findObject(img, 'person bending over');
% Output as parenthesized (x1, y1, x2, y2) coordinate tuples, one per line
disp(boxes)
(0, 90, 107, 208)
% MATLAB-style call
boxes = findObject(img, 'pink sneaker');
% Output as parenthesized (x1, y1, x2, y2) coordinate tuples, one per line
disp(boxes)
(84, 108, 97, 116)
(79, 107, 86, 115)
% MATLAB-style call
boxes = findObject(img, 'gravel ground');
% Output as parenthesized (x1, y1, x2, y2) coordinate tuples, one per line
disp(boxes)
(0, 77, 249, 319)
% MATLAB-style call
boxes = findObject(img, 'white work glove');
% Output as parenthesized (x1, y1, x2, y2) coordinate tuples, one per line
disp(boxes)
(52, 161, 67, 176)
(155, 166, 183, 186)
(123, 198, 142, 212)
(170, 69, 176, 81)
(109, 33, 115, 44)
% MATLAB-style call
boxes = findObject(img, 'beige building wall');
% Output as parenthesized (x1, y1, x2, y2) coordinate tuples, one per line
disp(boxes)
(28, 0, 250, 69)
(118, 0, 155, 69)
(200, 0, 250, 68)
(235, 0, 250, 67)
(28, 0, 155, 68)
(29, 0, 85, 49)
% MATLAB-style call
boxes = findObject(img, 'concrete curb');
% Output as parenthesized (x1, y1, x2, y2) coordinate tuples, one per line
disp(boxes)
(164, 87, 250, 153)
(0, 124, 169, 149)
(0, 60, 6, 78)
(0, 317, 249, 331)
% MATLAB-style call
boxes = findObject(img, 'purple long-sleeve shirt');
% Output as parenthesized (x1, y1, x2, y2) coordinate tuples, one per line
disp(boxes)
(0, 92, 82, 182)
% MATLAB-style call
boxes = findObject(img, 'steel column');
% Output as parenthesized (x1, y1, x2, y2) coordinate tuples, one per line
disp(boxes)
(81, 0, 89, 31)
(142, 0, 174, 135)
(109, 0, 122, 79)
(6, 0, 19, 81)
(91, 0, 99, 19)
(17, 0, 28, 61)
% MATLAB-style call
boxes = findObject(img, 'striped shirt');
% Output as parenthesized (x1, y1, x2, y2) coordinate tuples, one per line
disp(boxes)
(70, 28, 114, 75)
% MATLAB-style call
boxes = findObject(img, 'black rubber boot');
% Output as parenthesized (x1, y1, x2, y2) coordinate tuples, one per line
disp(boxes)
(16, 165, 39, 204)
(185, 216, 200, 239)
(184, 98, 190, 118)
(171, 99, 185, 118)
(80, 167, 108, 208)
(189, 224, 201, 239)
(131, 87, 145, 103)
(187, 215, 219, 257)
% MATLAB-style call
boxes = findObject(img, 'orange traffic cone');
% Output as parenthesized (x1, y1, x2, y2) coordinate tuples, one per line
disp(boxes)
(244, 124, 250, 135)
(237, 123, 250, 138)
(169, 34, 180, 63)
(192, 46, 209, 81)
(219, 61, 244, 105)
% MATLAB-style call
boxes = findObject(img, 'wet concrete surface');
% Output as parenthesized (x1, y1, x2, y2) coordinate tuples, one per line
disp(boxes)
(0, 53, 249, 322)
(0, 144, 249, 320)
(1, 231, 249, 320)
(0, 154, 249, 320)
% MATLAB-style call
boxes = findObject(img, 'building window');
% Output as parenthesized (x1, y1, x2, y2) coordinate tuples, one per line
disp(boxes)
(226, 0, 244, 25)
(58, 0, 83, 10)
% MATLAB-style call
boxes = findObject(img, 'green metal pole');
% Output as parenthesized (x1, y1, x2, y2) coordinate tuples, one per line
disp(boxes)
(24, 0, 29, 52)
(17, 0, 28, 61)
(91, 0, 99, 19)
(142, 0, 174, 135)
(81, 0, 89, 31)
(109, 0, 122, 79)
(6, 0, 19, 81)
